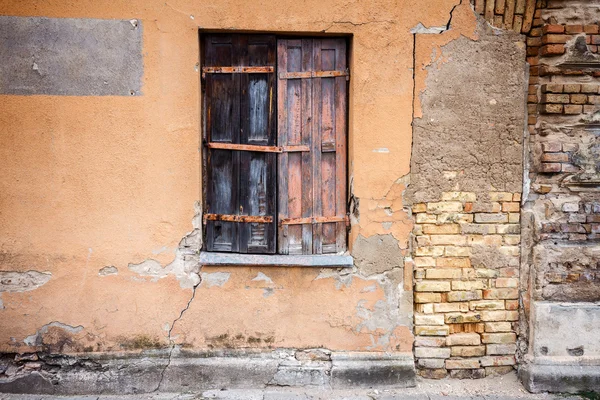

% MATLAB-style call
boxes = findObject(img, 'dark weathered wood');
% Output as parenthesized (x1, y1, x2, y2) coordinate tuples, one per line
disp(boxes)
(204, 214, 273, 223)
(311, 39, 323, 254)
(277, 39, 290, 254)
(278, 70, 349, 79)
(204, 33, 276, 253)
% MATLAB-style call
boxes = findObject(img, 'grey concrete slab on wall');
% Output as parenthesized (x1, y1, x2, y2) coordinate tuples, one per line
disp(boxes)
(0, 16, 142, 96)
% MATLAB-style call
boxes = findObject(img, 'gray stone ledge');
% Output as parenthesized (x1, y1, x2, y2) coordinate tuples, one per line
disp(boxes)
(199, 252, 354, 268)
(0, 350, 415, 395)
(519, 363, 600, 393)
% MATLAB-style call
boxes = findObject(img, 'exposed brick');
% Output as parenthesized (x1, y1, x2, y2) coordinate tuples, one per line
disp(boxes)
(496, 224, 520, 234)
(415, 281, 451, 292)
(562, 202, 580, 212)
(565, 25, 584, 34)
(539, 44, 565, 56)
(422, 224, 461, 235)
(415, 347, 451, 359)
(540, 163, 562, 173)
(588, 95, 600, 104)
(581, 84, 599, 94)
(447, 290, 483, 302)
(505, 300, 518, 310)
(427, 202, 463, 213)
(430, 235, 468, 246)
(495, 278, 519, 288)
(448, 323, 484, 334)
(415, 314, 445, 326)
(562, 143, 580, 152)
(426, 268, 462, 280)
(571, 94, 588, 104)
(419, 368, 447, 379)
(445, 312, 482, 324)
(481, 310, 510, 321)
(446, 333, 481, 346)
(585, 25, 600, 34)
(541, 142, 562, 152)
(415, 336, 446, 347)
(474, 213, 509, 223)
(541, 93, 570, 103)
(542, 24, 564, 34)
(564, 104, 583, 114)
(415, 326, 450, 336)
(461, 223, 495, 235)
(436, 257, 472, 268)
(441, 192, 477, 202)
(416, 213, 437, 223)
(446, 359, 481, 370)
(541, 83, 563, 93)
(417, 358, 446, 369)
(482, 332, 517, 344)
(437, 213, 473, 224)
(451, 346, 486, 357)
(486, 343, 517, 355)
(412, 203, 427, 213)
(541, 152, 569, 162)
(485, 322, 512, 332)
(564, 84, 582, 93)
(489, 192, 515, 202)
(414, 257, 436, 267)
(485, 366, 514, 376)
(434, 302, 467, 313)
(467, 235, 504, 246)
(470, 300, 505, 311)
(452, 281, 485, 291)
(480, 355, 516, 367)
(483, 288, 519, 300)
(444, 246, 471, 257)
(415, 293, 442, 304)
(450, 369, 486, 379)
(415, 246, 444, 257)
(540, 104, 563, 114)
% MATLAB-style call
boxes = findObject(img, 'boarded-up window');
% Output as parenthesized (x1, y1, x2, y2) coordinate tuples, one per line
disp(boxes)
(202, 34, 348, 255)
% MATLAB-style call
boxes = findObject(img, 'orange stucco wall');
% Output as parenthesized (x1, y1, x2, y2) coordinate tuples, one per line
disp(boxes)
(0, 0, 461, 355)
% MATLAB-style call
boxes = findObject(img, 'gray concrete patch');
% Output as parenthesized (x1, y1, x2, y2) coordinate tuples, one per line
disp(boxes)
(0, 16, 142, 96)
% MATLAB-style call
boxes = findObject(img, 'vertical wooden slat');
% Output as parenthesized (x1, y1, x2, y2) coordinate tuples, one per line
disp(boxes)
(521, 0, 536, 33)
(312, 39, 323, 254)
(300, 39, 314, 255)
(504, 0, 516, 30)
(277, 40, 289, 254)
(334, 40, 347, 254)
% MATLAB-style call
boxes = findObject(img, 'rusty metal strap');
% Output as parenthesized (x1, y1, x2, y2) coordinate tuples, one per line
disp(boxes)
(280, 215, 349, 225)
(207, 142, 310, 153)
(278, 70, 349, 80)
(202, 66, 274, 78)
(204, 214, 273, 224)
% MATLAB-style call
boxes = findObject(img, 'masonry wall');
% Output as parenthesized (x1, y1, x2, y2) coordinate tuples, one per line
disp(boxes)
(0, 0, 469, 392)
(409, 2, 527, 380)
(519, 0, 600, 393)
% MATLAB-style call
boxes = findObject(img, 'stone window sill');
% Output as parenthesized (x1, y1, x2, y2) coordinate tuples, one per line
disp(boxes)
(199, 252, 353, 268)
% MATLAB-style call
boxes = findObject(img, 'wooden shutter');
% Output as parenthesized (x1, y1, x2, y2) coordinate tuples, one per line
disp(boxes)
(277, 38, 348, 255)
(204, 34, 276, 253)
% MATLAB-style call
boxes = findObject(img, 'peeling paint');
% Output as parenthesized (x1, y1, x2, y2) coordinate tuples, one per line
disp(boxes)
(23, 322, 84, 347)
(98, 266, 118, 276)
(200, 272, 230, 288)
(0, 271, 52, 292)
(251, 272, 274, 284)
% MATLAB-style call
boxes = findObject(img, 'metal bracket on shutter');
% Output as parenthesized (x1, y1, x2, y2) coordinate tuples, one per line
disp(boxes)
(278, 69, 349, 80)
(202, 66, 274, 79)
(204, 214, 273, 224)
(280, 215, 350, 226)
(206, 142, 310, 153)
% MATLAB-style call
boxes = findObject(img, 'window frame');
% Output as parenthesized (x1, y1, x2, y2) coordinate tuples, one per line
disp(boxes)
(200, 32, 352, 266)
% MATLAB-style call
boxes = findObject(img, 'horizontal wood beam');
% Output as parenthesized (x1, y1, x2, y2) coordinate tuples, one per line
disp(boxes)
(280, 215, 349, 225)
(278, 70, 349, 80)
(206, 142, 310, 153)
(204, 214, 273, 224)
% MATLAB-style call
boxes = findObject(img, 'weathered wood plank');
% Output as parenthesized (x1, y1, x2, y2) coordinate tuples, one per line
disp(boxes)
(277, 39, 290, 254)
(204, 214, 274, 223)
(312, 39, 323, 255)
(278, 70, 348, 79)
(300, 39, 314, 255)
(333, 39, 348, 253)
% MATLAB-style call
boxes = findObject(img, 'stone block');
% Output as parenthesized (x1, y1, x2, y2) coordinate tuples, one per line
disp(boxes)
(481, 332, 516, 344)
(414, 347, 451, 359)
(470, 300, 505, 310)
(414, 314, 445, 326)
(450, 346, 486, 357)
(486, 343, 517, 355)
(445, 359, 480, 370)
(446, 333, 481, 346)
(415, 326, 450, 336)
(450, 368, 485, 379)
(414, 292, 442, 303)
(447, 290, 483, 302)
(445, 312, 482, 324)
(484, 322, 512, 332)
(480, 355, 516, 367)
(415, 281, 451, 292)
(474, 213, 509, 223)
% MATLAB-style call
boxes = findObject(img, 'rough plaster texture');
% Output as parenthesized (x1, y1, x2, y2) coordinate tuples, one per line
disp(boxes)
(0, 16, 143, 96)
(0, 0, 468, 379)
(409, 10, 526, 204)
